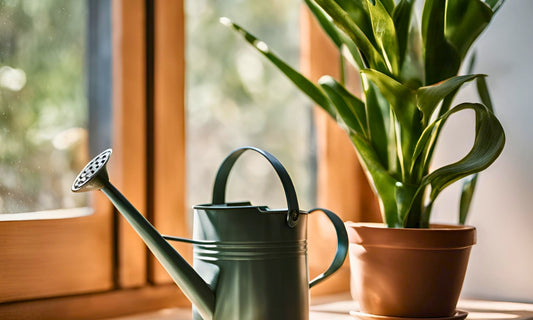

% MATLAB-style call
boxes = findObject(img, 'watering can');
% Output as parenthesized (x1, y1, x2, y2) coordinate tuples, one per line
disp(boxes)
(72, 146, 348, 320)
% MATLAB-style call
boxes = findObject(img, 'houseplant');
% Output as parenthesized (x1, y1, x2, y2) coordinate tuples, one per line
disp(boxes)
(221, 0, 506, 318)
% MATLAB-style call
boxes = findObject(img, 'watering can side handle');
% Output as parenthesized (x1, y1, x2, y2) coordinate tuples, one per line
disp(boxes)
(308, 208, 349, 288)
(211, 146, 301, 228)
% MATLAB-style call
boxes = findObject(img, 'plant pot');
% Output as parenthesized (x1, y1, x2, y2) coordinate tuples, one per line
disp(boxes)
(346, 222, 476, 319)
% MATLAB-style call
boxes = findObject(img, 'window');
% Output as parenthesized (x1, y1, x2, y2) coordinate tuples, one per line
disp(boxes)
(186, 0, 316, 211)
(0, 0, 90, 218)
(0, 0, 374, 317)
(0, 0, 114, 304)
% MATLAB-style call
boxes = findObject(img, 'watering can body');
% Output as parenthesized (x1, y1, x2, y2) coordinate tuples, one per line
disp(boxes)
(189, 204, 309, 319)
(72, 146, 348, 320)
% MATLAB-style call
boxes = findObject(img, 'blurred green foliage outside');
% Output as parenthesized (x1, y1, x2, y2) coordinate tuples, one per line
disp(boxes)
(0, 0, 88, 214)
(186, 0, 316, 211)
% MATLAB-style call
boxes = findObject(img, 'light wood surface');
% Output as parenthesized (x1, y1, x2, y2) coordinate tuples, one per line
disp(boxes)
(105, 293, 533, 320)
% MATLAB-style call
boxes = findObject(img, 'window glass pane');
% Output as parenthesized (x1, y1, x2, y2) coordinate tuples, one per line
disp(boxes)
(0, 0, 88, 214)
(186, 1, 316, 210)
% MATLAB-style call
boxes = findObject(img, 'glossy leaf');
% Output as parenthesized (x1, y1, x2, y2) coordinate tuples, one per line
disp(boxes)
(422, 0, 461, 84)
(485, 0, 505, 13)
(459, 174, 478, 224)
(349, 132, 402, 227)
(315, 0, 389, 73)
(446, 0, 493, 60)
(221, 18, 335, 117)
(224, 0, 506, 229)
(416, 74, 484, 124)
(476, 76, 494, 111)
(361, 75, 392, 171)
(319, 76, 368, 136)
(458, 75, 496, 224)
(334, 0, 375, 46)
(303, 0, 365, 69)
(361, 69, 417, 128)
(418, 102, 505, 225)
(392, 0, 415, 69)
(366, 0, 400, 74)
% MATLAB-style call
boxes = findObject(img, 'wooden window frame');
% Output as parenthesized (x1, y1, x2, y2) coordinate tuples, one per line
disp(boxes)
(0, 1, 190, 318)
(0, 2, 379, 319)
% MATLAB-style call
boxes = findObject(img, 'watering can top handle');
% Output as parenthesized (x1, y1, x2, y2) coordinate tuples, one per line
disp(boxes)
(212, 146, 301, 228)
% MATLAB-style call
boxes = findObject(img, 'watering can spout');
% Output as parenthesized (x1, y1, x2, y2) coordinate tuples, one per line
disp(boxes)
(72, 150, 215, 320)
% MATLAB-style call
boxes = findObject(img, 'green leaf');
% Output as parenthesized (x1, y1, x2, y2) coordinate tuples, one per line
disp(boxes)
(349, 132, 402, 227)
(421, 0, 461, 84)
(318, 76, 368, 137)
(362, 69, 424, 179)
(361, 76, 391, 171)
(392, 0, 415, 69)
(366, 0, 400, 75)
(476, 76, 494, 112)
(418, 102, 505, 225)
(335, 0, 375, 46)
(221, 17, 335, 117)
(458, 74, 496, 225)
(459, 174, 478, 224)
(446, 0, 493, 60)
(314, 0, 389, 73)
(361, 69, 417, 129)
(416, 74, 484, 124)
(485, 0, 505, 13)
(303, 0, 365, 69)
(380, 0, 395, 14)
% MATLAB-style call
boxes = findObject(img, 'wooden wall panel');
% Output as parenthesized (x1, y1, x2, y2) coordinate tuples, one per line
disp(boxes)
(111, 0, 148, 288)
(150, 0, 190, 284)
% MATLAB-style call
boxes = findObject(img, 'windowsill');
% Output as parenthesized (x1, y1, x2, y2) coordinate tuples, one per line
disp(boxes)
(106, 293, 533, 319)
(0, 207, 93, 221)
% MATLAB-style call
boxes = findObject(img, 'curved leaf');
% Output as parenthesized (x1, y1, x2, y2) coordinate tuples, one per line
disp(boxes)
(361, 69, 417, 128)
(220, 18, 335, 117)
(418, 102, 505, 225)
(458, 75, 496, 224)
(416, 74, 484, 124)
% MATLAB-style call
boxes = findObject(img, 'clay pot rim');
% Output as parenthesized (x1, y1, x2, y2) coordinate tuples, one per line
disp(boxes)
(345, 222, 476, 250)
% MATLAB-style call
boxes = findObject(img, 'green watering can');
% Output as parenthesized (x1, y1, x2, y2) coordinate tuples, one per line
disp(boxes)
(72, 146, 348, 320)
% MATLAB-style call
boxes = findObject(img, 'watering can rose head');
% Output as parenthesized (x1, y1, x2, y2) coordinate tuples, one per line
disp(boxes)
(221, 0, 506, 228)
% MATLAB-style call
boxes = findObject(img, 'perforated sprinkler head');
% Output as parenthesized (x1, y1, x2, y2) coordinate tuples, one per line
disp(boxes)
(72, 149, 112, 193)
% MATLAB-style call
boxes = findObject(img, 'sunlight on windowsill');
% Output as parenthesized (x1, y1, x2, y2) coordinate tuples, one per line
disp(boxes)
(106, 293, 533, 320)
(0, 207, 93, 222)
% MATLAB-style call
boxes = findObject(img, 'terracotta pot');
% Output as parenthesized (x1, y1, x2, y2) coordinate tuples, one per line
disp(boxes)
(346, 222, 476, 318)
